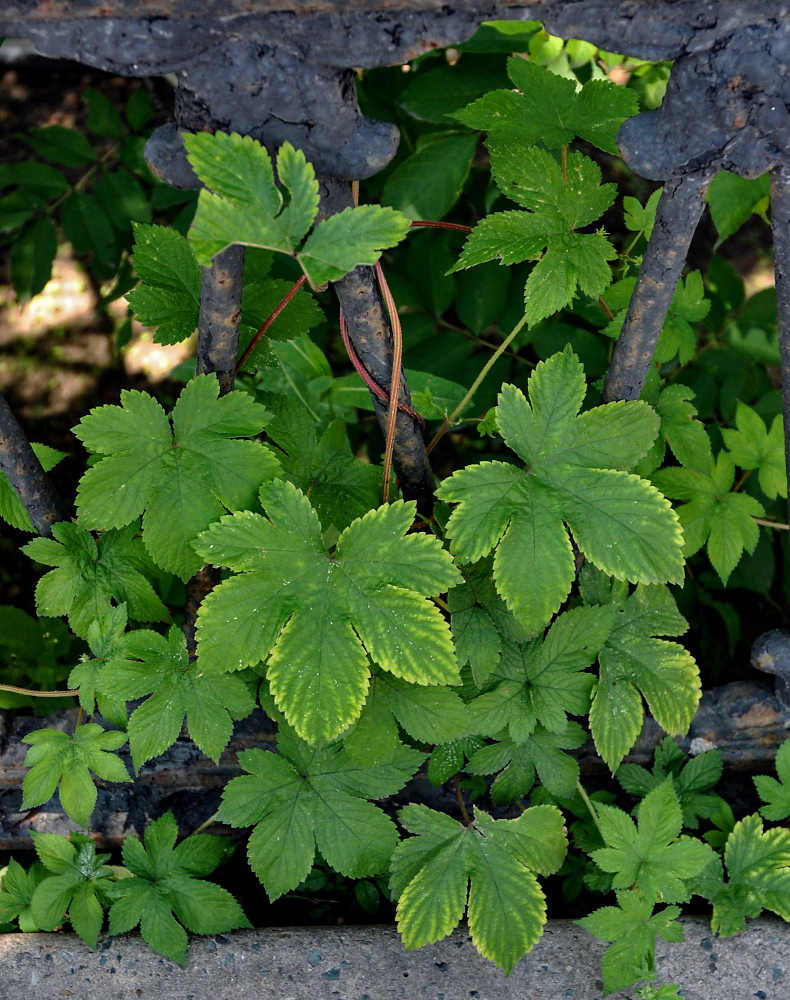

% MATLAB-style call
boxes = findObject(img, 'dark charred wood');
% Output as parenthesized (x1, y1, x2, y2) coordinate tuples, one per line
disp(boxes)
(1, 677, 788, 850)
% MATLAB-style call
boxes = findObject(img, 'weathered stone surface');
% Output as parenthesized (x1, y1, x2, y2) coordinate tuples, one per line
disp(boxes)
(0, 917, 788, 1000)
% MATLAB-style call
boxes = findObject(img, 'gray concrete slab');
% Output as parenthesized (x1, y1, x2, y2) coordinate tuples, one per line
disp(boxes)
(0, 918, 788, 1000)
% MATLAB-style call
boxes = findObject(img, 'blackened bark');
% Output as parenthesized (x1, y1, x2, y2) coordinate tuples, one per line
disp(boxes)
(196, 244, 245, 395)
(602, 173, 710, 403)
(319, 179, 436, 514)
(0, 391, 65, 537)
(770, 167, 790, 525)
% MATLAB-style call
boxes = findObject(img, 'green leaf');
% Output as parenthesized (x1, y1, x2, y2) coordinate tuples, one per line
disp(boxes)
(237, 276, 324, 370)
(108, 812, 250, 965)
(448, 558, 525, 687)
(68, 605, 129, 726)
(196, 484, 461, 743)
(126, 86, 154, 131)
(275, 143, 320, 245)
(589, 584, 701, 772)
(84, 87, 124, 138)
(25, 125, 95, 166)
(375, 673, 471, 745)
(94, 168, 152, 231)
(450, 149, 616, 325)
(11, 215, 57, 300)
(31, 833, 114, 949)
(99, 626, 255, 769)
(577, 890, 684, 995)
(399, 60, 510, 123)
(219, 730, 418, 900)
(266, 400, 381, 532)
(703, 813, 790, 936)
(382, 134, 477, 221)
(437, 350, 683, 636)
(0, 161, 70, 200)
(617, 737, 724, 830)
(707, 171, 769, 244)
(0, 442, 65, 532)
(73, 375, 280, 580)
(455, 57, 637, 154)
(391, 803, 566, 973)
(654, 271, 710, 365)
(469, 605, 612, 741)
(185, 131, 289, 263)
(126, 222, 201, 345)
(755, 739, 790, 821)
(186, 131, 408, 280)
(22, 724, 130, 828)
(60, 192, 117, 266)
(0, 859, 46, 931)
(23, 522, 170, 638)
(623, 189, 661, 240)
(652, 452, 764, 583)
(467, 722, 586, 801)
(592, 781, 715, 905)
(722, 402, 786, 499)
(651, 384, 712, 476)
(297, 205, 411, 288)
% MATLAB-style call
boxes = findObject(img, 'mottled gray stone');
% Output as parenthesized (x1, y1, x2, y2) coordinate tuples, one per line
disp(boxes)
(0, 918, 788, 999)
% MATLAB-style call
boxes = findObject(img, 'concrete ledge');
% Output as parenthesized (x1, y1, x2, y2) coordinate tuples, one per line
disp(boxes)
(0, 918, 788, 1000)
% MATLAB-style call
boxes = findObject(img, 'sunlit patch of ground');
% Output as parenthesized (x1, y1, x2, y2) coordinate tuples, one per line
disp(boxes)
(0, 246, 193, 420)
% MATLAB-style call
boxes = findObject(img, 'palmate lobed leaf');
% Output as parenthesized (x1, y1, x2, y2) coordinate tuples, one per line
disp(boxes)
(97, 626, 256, 770)
(30, 832, 114, 949)
(219, 727, 419, 901)
(588, 582, 700, 772)
(577, 889, 684, 996)
(755, 739, 790, 821)
(448, 148, 617, 325)
(437, 349, 683, 637)
(652, 452, 764, 583)
(107, 811, 250, 966)
(73, 374, 280, 581)
(126, 222, 201, 345)
(701, 813, 790, 936)
(468, 605, 612, 742)
(21, 724, 131, 829)
(184, 130, 410, 284)
(391, 803, 566, 973)
(23, 522, 169, 639)
(455, 56, 637, 155)
(592, 781, 715, 906)
(195, 480, 461, 744)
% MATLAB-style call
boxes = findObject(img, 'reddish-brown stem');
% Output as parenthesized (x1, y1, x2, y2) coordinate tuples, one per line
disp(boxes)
(339, 310, 424, 425)
(235, 274, 307, 373)
(561, 145, 568, 183)
(598, 296, 615, 321)
(410, 220, 473, 234)
(376, 259, 402, 503)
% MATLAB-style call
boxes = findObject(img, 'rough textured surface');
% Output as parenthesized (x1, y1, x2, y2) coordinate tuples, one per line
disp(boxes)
(0, 918, 789, 1000)
(320, 178, 436, 509)
(1, 678, 785, 850)
(770, 166, 790, 529)
(0, 389, 65, 536)
(601, 174, 710, 403)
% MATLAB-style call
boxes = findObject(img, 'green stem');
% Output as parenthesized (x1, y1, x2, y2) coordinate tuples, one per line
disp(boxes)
(577, 780, 604, 841)
(426, 312, 529, 455)
(48, 140, 123, 215)
(191, 811, 220, 836)
(754, 516, 790, 531)
(0, 683, 78, 698)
